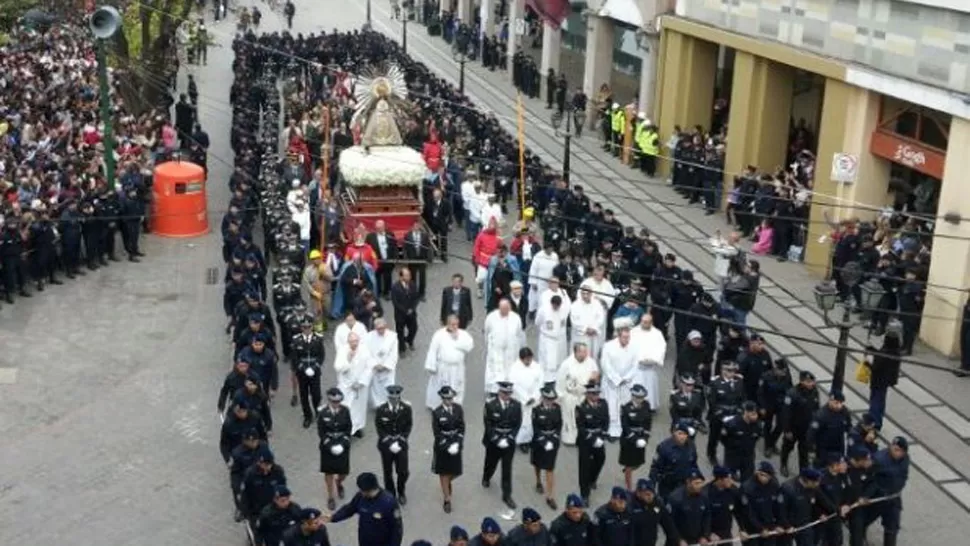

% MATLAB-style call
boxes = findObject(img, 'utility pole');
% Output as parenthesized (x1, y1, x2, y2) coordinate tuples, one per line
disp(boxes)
(366, 0, 372, 29)
(89, 6, 121, 189)
(402, 10, 409, 53)
(453, 26, 469, 94)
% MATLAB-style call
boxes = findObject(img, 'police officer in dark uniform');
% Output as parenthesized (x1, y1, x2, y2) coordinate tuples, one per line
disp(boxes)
(239, 447, 288, 528)
(506, 507, 551, 546)
(229, 429, 266, 520)
(549, 494, 594, 546)
(705, 466, 740, 542)
(257, 486, 301, 546)
(619, 384, 652, 490)
(220, 398, 267, 462)
(669, 373, 706, 432)
(739, 461, 781, 546)
(816, 454, 847, 546)
(807, 391, 852, 466)
(648, 420, 697, 498)
(447, 525, 470, 546)
(0, 219, 30, 302)
(119, 185, 145, 261)
(432, 385, 465, 514)
(318, 387, 352, 511)
(80, 199, 102, 270)
(292, 315, 326, 427)
(779, 371, 820, 476)
(471, 517, 504, 546)
(530, 385, 562, 510)
(721, 401, 764, 481)
(706, 361, 744, 465)
(665, 469, 711, 545)
(329, 472, 404, 546)
(866, 437, 910, 546)
(629, 479, 676, 546)
(758, 358, 793, 457)
(96, 187, 122, 262)
(593, 487, 633, 546)
(239, 334, 279, 396)
(282, 508, 331, 546)
(778, 467, 828, 546)
(59, 200, 85, 279)
(375, 385, 413, 504)
(575, 381, 609, 504)
(483, 380, 523, 510)
(843, 445, 876, 546)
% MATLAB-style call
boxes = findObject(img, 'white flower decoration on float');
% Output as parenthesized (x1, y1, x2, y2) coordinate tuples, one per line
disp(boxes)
(338, 146, 426, 188)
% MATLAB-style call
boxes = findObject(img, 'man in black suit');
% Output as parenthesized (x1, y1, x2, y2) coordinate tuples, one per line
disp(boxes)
(391, 268, 420, 354)
(482, 380, 523, 510)
(366, 220, 398, 299)
(440, 273, 474, 329)
(507, 281, 528, 330)
(402, 221, 431, 299)
(424, 188, 451, 262)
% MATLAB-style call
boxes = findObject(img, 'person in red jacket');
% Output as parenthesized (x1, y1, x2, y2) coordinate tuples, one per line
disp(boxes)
(472, 218, 502, 298)
(422, 130, 443, 173)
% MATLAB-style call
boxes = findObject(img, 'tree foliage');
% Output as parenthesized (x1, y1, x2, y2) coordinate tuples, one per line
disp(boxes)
(0, 0, 40, 31)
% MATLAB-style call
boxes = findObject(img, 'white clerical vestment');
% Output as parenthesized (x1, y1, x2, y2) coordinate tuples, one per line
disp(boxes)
(579, 277, 617, 311)
(424, 328, 475, 409)
(535, 302, 569, 383)
(366, 329, 399, 408)
(569, 297, 607, 359)
(333, 321, 368, 353)
(601, 338, 639, 437)
(527, 251, 559, 312)
(509, 360, 543, 444)
(539, 287, 572, 319)
(333, 344, 374, 435)
(630, 325, 667, 411)
(556, 355, 599, 445)
(483, 310, 525, 393)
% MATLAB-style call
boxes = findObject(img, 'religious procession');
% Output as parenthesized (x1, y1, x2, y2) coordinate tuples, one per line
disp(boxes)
(215, 24, 911, 546)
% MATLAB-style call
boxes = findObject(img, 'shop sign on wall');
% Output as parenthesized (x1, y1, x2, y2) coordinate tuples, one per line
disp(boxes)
(870, 129, 946, 180)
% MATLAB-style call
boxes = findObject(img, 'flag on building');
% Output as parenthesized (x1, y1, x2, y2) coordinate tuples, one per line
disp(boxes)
(526, 0, 571, 30)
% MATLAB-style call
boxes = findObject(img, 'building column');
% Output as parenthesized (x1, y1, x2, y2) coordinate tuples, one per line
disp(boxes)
(638, 35, 659, 120)
(481, 0, 495, 37)
(582, 14, 614, 128)
(654, 30, 717, 176)
(457, 0, 473, 24)
(540, 23, 562, 97)
(921, 117, 970, 357)
(804, 80, 891, 274)
(505, 0, 525, 77)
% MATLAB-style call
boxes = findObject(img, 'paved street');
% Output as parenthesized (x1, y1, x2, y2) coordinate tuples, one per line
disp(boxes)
(0, 1, 967, 545)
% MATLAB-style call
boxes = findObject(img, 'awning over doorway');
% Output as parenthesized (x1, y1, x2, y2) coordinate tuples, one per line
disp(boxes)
(597, 0, 642, 27)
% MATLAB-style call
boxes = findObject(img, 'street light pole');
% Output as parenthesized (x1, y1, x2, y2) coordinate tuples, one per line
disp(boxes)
(453, 27, 469, 94)
(366, 0, 372, 28)
(831, 305, 853, 395)
(551, 97, 574, 183)
(403, 12, 408, 53)
(89, 6, 121, 189)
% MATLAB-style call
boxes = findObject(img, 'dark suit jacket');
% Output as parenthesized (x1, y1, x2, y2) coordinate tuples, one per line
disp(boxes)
(391, 280, 420, 315)
(424, 199, 452, 233)
(440, 286, 473, 328)
(508, 295, 528, 329)
(366, 231, 398, 263)
(402, 230, 431, 261)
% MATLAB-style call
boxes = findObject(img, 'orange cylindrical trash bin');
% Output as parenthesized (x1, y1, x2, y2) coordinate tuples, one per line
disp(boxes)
(151, 160, 209, 237)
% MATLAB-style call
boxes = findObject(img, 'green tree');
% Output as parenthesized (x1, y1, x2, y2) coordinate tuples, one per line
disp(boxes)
(0, 0, 39, 31)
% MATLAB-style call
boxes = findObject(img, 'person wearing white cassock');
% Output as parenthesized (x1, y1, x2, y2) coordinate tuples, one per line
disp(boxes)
(579, 265, 617, 312)
(333, 332, 374, 436)
(424, 315, 475, 409)
(630, 313, 666, 411)
(527, 241, 559, 313)
(570, 287, 607, 359)
(539, 277, 571, 319)
(509, 347, 543, 447)
(601, 318, 639, 438)
(535, 294, 570, 384)
(483, 299, 526, 395)
(556, 343, 600, 445)
(366, 318, 399, 408)
(334, 311, 368, 353)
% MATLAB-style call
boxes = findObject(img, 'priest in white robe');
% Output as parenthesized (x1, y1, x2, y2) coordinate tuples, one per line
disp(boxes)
(424, 315, 475, 409)
(535, 294, 569, 384)
(539, 277, 571, 319)
(601, 318, 639, 438)
(579, 266, 617, 312)
(333, 332, 374, 436)
(483, 299, 526, 395)
(509, 347, 543, 446)
(570, 287, 608, 359)
(334, 311, 368, 353)
(556, 343, 600, 445)
(366, 318, 399, 408)
(527, 242, 559, 313)
(629, 313, 666, 412)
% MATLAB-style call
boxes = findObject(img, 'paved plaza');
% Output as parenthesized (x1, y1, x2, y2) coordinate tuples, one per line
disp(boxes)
(0, 1, 968, 545)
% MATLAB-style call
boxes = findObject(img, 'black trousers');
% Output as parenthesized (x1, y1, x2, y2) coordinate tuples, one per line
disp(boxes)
(395, 311, 418, 351)
(121, 220, 141, 256)
(434, 230, 448, 259)
(483, 445, 515, 497)
(380, 448, 410, 497)
(577, 443, 605, 499)
(297, 372, 322, 420)
(63, 241, 81, 273)
(411, 264, 426, 297)
(376, 264, 394, 297)
(706, 418, 723, 459)
(1, 256, 28, 294)
(780, 429, 810, 470)
(84, 231, 101, 267)
(724, 450, 755, 481)
(763, 407, 782, 449)
(102, 225, 117, 258)
(818, 517, 844, 546)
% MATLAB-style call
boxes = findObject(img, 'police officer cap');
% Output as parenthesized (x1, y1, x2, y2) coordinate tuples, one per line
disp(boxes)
(891, 436, 909, 451)
(497, 381, 514, 393)
(301, 313, 315, 326)
(826, 453, 845, 466)
(566, 493, 585, 508)
(742, 401, 758, 413)
(411, 541, 432, 546)
(848, 444, 871, 459)
(256, 446, 275, 463)
(522, 507, 541, 523)
(636, 479, 655, 492)
(248, 312, 265, 323)
(800, 467, 822, 481)
(630, 384, 647, 398)
(232, 396, 251, 410)
(679, 373, 697, 385)
(799, 370, 816, 382)
(757, 461, 776, 475)
(356, 472, 380, 491)
(386, 385, 404, 397)
(829, 390, 846, 402)
(326, 387, 344, 402)
(722, 361, 739, 370)
(861, 413, 877, 427)
(450, 526, 469, 541)
(673, 420, 691, 434)
(749, 333, 765, 342)
(233, 248, 247, 260)
(584, 381, 601, 394)
(713, 466, 732, 479)
(610, 486, 628, 500)
(481, 517, 501, 534)
(687, 468, 705, 481)
(298, 508, 322, 521)
(438, 385, 456, 399)
(541, 385, 558, 399)
(275, 485, 292, 497)
(242, 428, 260, 440)
(252, 331, 271, 344)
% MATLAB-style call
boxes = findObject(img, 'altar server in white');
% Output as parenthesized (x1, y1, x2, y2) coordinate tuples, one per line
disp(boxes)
(509, 347, 544, 446)
(570, 287, 607, 359)
(601, 318, 639, 438)
(527, 240, 559, 313)
(334, 311, 368, 353)
(483, 299, 526, 395)
(366, 318, 399, 408)
(539, 277, 571, 319)
(333, 332, 374, 436)
(579, 265, 617, 312)
(556, 343, 600, 445)
(630, 313, 666, 411)
(535, 294, 570, 383)
(424, 315, 475, 409)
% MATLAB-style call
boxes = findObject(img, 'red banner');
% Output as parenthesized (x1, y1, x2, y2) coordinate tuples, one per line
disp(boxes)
(526, 0, 571, 30)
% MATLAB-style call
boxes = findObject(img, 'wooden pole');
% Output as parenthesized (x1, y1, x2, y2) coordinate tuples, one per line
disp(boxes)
(319, 107, 331, 253)
(517, 91, 526, 215)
